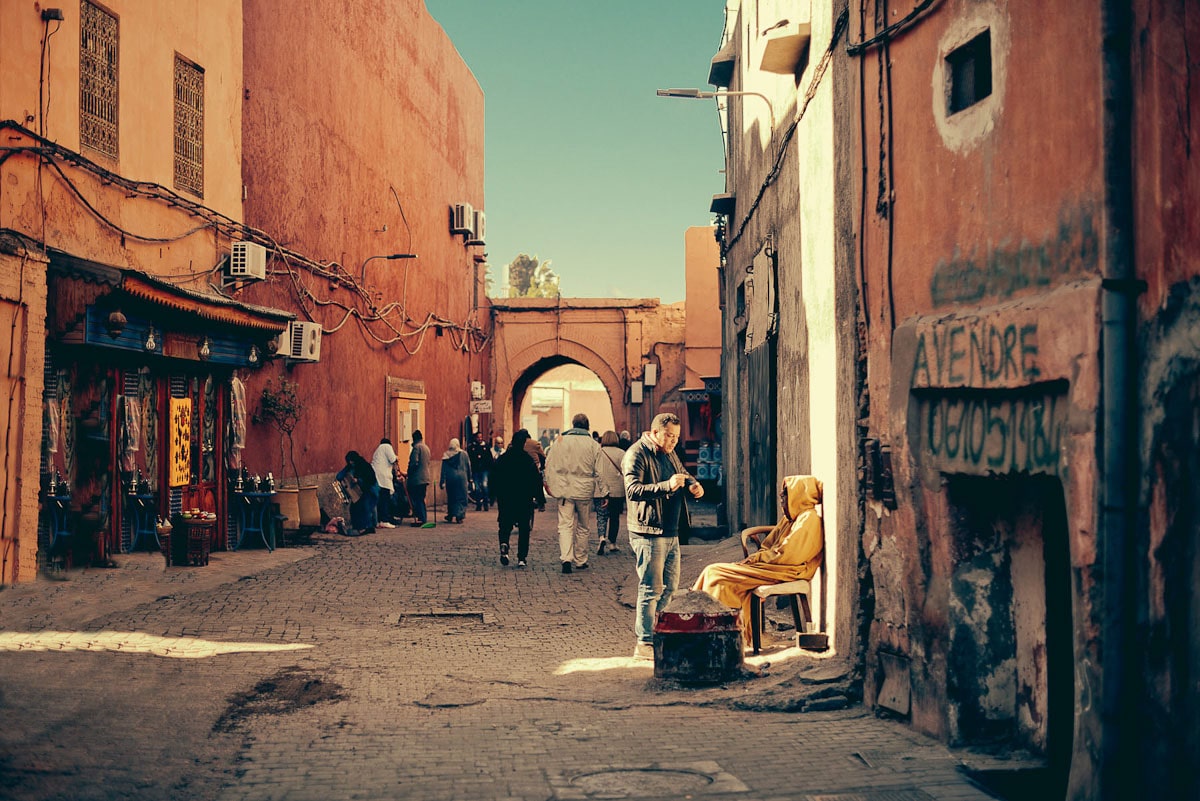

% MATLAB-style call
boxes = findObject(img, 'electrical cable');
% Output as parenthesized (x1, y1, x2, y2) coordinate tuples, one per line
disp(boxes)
(845, 0, 940, 56)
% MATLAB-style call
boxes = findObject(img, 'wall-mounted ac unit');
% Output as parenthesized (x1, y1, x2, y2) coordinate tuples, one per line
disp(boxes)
(452, 203, 474, 236)
(228, 241, 267, 280)
(285, 321, 322, 362)
(466, 210, 486, 245)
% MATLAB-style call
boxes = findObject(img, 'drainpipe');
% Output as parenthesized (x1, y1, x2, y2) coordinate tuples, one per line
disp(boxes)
(1098, 0, 1137, 799)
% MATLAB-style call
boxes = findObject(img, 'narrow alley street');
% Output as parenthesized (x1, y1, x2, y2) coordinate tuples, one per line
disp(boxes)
(0, 507, 1004, 801)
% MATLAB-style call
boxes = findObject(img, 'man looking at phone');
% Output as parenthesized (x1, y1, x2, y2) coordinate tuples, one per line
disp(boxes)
(622, 412, 704, 660)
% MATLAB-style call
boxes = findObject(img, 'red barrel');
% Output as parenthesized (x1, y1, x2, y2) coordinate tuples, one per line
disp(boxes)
(653, 590, 744, 683)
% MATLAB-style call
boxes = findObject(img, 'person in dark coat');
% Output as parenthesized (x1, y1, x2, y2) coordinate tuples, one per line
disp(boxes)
(490, 429, 543, 568)
(467, 433, 495, 512)
(336, 450, 378, 534)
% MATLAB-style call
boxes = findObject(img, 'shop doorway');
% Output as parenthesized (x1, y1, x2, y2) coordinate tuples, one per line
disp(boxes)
(946, 475, 1073, 796)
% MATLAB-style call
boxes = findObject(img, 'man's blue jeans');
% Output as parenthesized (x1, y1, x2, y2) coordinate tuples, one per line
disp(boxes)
(630, 533, 680, 645)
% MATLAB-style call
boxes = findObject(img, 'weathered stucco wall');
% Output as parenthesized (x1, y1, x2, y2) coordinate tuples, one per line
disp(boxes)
(0, 241, 48, 583)
(237, 0, 487, 475)
(0, 0, 245, 272)
(856, 0, 1107, 796)
(1130, 1, 1200, 796)
(684, 226, 721, 387)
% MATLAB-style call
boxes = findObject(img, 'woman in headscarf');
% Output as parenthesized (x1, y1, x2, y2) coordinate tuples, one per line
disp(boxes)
(439, 438, 471, 523)
(692, 475, 824, 647)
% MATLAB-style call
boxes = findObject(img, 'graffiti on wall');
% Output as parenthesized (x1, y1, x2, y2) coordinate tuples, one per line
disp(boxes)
(912, 320, 1040, 389)
(915, 389, 1065, 476)
(929, 205, 1098, 307)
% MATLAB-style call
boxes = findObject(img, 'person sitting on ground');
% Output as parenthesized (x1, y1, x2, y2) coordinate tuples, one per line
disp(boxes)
(692, 475, 824, 648)
(336, 450, 378, 535)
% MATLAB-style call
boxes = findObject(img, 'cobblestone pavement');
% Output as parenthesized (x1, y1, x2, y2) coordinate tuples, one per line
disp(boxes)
(0, 505, 1003, 801)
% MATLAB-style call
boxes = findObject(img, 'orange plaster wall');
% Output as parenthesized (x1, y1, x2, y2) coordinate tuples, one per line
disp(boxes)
(0, 0, 246, 271)
(857, 0, 1106, 757)
(684, 226, 721, 386)
(237, 0, 487, 477)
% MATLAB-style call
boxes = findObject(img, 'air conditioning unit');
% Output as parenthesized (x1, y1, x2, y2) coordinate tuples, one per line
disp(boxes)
(452, 203, 474, 236)
(466, 210, 486, 245)
(285, 321, 322, 362)
(228, 241, 267, 280)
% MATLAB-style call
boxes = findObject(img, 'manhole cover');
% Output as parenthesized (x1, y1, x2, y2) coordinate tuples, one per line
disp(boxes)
(573, 768, 712, 797)
(805, 791, 935, 801)
(549, 761, 748, 799)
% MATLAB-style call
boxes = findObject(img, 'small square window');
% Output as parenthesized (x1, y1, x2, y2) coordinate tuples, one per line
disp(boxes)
(947, 31, 992, 115)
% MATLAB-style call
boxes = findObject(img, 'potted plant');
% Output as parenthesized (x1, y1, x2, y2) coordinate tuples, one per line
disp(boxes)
(255, 378, 320, 529)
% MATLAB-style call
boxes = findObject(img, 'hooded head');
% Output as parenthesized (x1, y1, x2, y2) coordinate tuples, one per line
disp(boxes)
(780, 475, 822, 521)
(447, 438, 461, 453)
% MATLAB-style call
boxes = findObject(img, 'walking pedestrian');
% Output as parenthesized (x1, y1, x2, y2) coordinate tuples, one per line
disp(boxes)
(370, 437, 399, 528)
(336, 450, 378, 535)
(623, 412, 703, 659)
(544, 413, 602, 574)
(489, 429, 542, 568)
(594, 430, 626, 555)
(404, 429, 431, 527)
(439, 438, 471, 523)
(467, 433, 494, 512)
(618, 430, 632, 450)
(491, 434, 505, 461)
(524, 435, 547, 513)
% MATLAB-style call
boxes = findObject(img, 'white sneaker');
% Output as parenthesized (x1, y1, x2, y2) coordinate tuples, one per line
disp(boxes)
(377, 522, 396, 529)
(633, 642, 654, 660)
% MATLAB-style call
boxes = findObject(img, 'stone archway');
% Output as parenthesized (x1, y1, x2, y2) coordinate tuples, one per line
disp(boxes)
(488, 297, 687, 445)
(500, 341, 624, 438)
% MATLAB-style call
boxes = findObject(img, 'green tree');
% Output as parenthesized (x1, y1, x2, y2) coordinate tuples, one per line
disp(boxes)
(505, 253, 560, 298)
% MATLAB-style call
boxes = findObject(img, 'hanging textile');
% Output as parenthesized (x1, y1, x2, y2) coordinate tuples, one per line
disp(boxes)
(44, 398, 60, 454)
(168, 397, 192, 487)
(120, 395, 142, 473)
(227, 377, 246, 470)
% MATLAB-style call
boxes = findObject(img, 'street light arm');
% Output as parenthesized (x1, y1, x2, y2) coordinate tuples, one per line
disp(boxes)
(656, 88, 776, 132)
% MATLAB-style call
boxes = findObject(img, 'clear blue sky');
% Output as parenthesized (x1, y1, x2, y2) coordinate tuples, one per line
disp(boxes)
(424, 1, 729, 303)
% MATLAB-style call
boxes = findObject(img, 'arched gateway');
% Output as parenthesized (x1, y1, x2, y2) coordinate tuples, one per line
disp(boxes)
(488, 297, 687, 442)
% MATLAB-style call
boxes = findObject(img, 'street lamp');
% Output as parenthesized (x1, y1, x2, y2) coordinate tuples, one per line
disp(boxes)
(360, 253, 416, 283)
(655, 88, 776, 132)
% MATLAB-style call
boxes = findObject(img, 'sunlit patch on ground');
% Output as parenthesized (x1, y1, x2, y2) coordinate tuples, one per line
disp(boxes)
(0, 630, 313, 658)
(553, 655, 654, 674)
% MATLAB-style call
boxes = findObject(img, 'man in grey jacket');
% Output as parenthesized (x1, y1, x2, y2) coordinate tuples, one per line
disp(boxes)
(623, 412, 703, 659)
(544, 413, 602, 574)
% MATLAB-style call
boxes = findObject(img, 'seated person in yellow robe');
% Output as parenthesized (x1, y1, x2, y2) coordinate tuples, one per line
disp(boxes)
(692, 475, 823, 647)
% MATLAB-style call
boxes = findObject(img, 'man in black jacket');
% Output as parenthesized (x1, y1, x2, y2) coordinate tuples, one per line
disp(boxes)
(467, 433, 494, 512)
(622, 412, 703, 659)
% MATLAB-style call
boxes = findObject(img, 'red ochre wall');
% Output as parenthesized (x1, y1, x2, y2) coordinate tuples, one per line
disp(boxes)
(236, 0, 487, 478)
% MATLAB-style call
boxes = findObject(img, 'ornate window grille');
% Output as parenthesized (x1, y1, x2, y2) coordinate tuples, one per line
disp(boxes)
(79, 1, 119, 159)
(173, 55, 204, 197)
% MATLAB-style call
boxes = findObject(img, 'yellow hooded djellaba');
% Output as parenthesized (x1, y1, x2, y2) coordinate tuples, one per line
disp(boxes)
(692, 475, 824, 647)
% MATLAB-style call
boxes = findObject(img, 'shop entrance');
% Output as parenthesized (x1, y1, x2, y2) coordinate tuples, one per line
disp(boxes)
(945, 475, 1073, 795)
